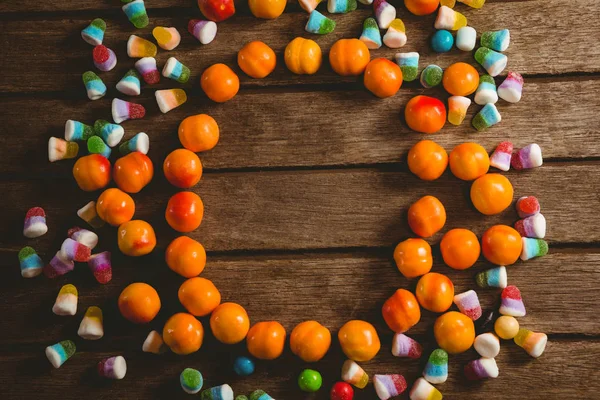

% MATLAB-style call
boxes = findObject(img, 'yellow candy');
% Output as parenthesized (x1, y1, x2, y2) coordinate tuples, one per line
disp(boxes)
(127, 35, 157, 58)
(78, 306, 104, 340)
(48, 137, 78, 162)
(514, 328, 547, 358)
(388, 18, 405, 33)
(494, 315, 519, 340)
(435, 6, 467, 31)
(459, 0, 485, 8)
(440, 0, 456, 7)
(152, 26, 181, 51)
(60, 284, 78, 296)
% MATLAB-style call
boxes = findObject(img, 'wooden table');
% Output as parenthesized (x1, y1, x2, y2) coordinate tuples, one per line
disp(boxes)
(1, 0, 599, 398)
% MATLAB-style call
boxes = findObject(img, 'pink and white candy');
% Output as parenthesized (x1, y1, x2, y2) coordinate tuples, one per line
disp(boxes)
(453, 290, 482, 321)
(489, 141, 513, 171)
(498, 71, 524, 103)
(68, 227, 98, 250)
(373, 374, 407, 400)
(373, 0, 396, 29)
(60, 238, 91, 262)
(499, 285, 526, 317)
(464, 357, 499, 380)
(392, 333, 422, 359)
(89, 251, 112, 284)
(98, 356, 127, 379)
(515, 213, 546, 238)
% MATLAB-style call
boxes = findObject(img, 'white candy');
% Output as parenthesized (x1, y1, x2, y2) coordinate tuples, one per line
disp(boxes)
(78, 306, 104, 340)
(456, 26, 476, 51)
(474, 333, 500, 358)
(409, 378, 441, 400)
(70, 228, 98, 250)
(143, 330, 167, 354)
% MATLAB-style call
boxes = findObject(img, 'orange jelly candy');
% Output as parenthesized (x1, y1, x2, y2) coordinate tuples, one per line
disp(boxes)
(442, 62, 479, 96)
(118, 282, 161, 323)
(179, 114, 220, 152)
(96, 188, 135, 226)
(404, 0, 439, 15)
(165, 191, 204, 232)
(338, 320, 381, 362)
(416, 272, 454, 313)
(201, 63, 239, 103)
(237, 41, 277, 78)
(163, 149, 203, 189)
(247, 321, 286, 360)
(178, 277, 221, 317)
(449, 142, 490, 181)
(434, 311, 475, 354)
(407, 140, 448, 181)
(210, 302, 251, 344)
(405, 95, 446, 134)
(329, 39, 370, 76)
(290, 320, 332, 362)
(482, 225, 523, 265)
(113, 152, 154, 193)
(117, 219, 156, 256)
(382, 289, 421, 333)
(393, 238, 432, 278)
(470, 173, 513, 215)
(408, 195, 446, 238)
(364, 58, 403, 98)
(163, 312, 204, 355)
(72, 154, 111, 191)
(166, 236, 206, 278)
(440, 228, 480, 270)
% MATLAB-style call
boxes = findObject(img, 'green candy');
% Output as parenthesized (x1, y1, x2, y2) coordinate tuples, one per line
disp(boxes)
(298, 369, 322, 392)
(420, 64, 443, 88)
(429, 348, 448, 365)
(235, 397, 249, 400)
(82, 71, 101, 84)
(87, 136, 111, 158)
(60, 340, 76, 358)
(249, 390, 273, 400)
(18, 246, 36, 261)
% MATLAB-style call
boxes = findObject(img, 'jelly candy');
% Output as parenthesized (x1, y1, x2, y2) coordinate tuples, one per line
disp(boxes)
(499, 285, 526, 316)
(305, 10, 336, 35)
(112, 98, 146, 124)
(249, 391, 273, 400)
(514, 328, 547, 358)
(298, 369, 323, 392)
(383, 19, 406, 48)
(46, 340, 75, 368)
(236, 397, 248, 400)
(331, 382, 354, 400)
(327, 0, 357, 13)
(453, 290, 482, 320)
(88, 251, 112, 284)
(135, 57, 160, 84)
(116, 69, 141, 96)
(155, 89, 187, 113)
(153, 26, 181, 50)
(65, 120, 94, 141)
(392, 333, 422, 359)
(423, 349, 448, 384)
(431, 29, 453, 53)
(515, 213, 546, 238)
(373, 374, 407, 400)
(299, 0, 325, 12)
(188, 19, 218, 44)
(60, 237, 91, 262)
(98, 356, 127, 379)
(458, 0, 485, 8)
(476, 266, 507, 289)
(474, 74, 498, 105)
(181, 368, 203, 394)
(82, 71, 106, 100)
(69, 227, 98, 250)
(409, 378, 442, 400)
(512, 143, 543, 170)
(18, 246, 44, 278)
(495, 315, 519, 339)
(77, 201, 105, 228)
(456, 26, 476, 51)
(341, 359, 368, 388)
(474, 47, 507, 76)
(472, 103, 501, 131)
(395, 52, 419, 82)
(435, 6, 466, 30)
(143, 330, 167, 354)
(521, 237, 548, 260)
(373, 0, 396, 29)
(87, 136, 111, 158)
(498, 71, 523, 103)
(200, 384, 234, 399)
(447, 95, 471, 125)
(94, 119, 124, 147)
(122, 0, 149, 28)
(119, 132, 149, 155)
(78, 306, 104, 340)
(81, 18, 105, 46)
(93, 45, 117, 72)
(359, 18, 382, 49)
(23, 207, 47, 238)
(233, 356, 255, 376)
(420, 64, 443, 88)
(126, 35, 157, 59)
(43, 251, 74, 278)
(52, 284, 78, 316)
(481, 29, 510, 52)
(464, 357, 498, 380)
(48, 137, 78, 162)
(489, 141, 513, 171)
(516, 196, 540, 218)
(473, 332, 500, 358)
(162, 57, 191, 83)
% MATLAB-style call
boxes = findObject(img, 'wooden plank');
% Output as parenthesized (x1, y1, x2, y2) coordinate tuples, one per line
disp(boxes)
(1, 0, 599, 93)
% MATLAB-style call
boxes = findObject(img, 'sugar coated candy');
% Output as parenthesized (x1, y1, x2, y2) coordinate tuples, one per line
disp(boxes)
(119, 132, 149, 155)
(494, 315, 519, 339)
(127, 35, 157, 58)
(423, 349, 448, 384)
(474, 333, 500, 358)
(68, 227, 98, 250)
(515, 213, 546, 239)
(181, 368, 203, 394)
(458, 0, 485, 8)
(520, 237, 548, 261)
(476, 309, 497, 334)
(499, 285, 526, 317)
(135, 57, 160, 84)
(153, 26, 181, 50)
(306, 10, 336, 35)
(46, 340, 76, 368)
(299, 0, 325, 12)
(48, 137, 79, 162)
(249, 390, 274, 400)
(409, 378, 442, 400)
(435, 6, 467, 31)
(383, 19, 406, 48)
(82, 71, 106, 100)
(516, 196, 540, 218)
(476, 266, 507, 289)
(162, 57, 191, 83)
(447, 96, 471, 126)
(472, 103, 501, 131)
(60, 237, 91, 262)
(233, 356, 255, 376)
(78, 306, 104, 340)
(18, 246, 44, 278)
(236, 397, 248, 400)
(373, 374, 407, 400)
(392, 333, 422, 359)
(65, 120, 94, 141)
(431, 29, 453, 53)
(81, 18, 106, 46)
(52, 284, 78, 316)
(200, 384, 234, 400)
(481, 29, 510, 52)
(143, 330, 167, 354)
(298, 369, 323, 392)
(395, 52, 419, 82)
(98, 356, 127, 379)
(88, 251, 112, 284)
(420, 64, 443, 88)
(373, 0, 396, 29)
(512, 143, 543, 170)
(514, 328, 547, 358)
(122, 0, 149, 28)
(453, 290, 482, 321)
(94, 119, 125, 147)
(359, 18, 382, 49)
(112, 98, 146, 124)
(464, 357, 498, 380)
(331, 382, 354, 400)
(156, 89, 187, 113)
(116, 70, 141, 96)
(327, 0, 357, 14)
(489, 141, 513, 171)
(88, 136, 111, 158)
(93, 45, 117, 72)
(456, 26, 476, 51)
(341, 359, 368, 389)
(474, 47, 507, 77)
(78, 201, 105, 228)
(43, 251, 74, 278)
(474, 75, 497, 105)
(498, 71, 524, 103)
(23, 207, 48, 238)
(188, 20, 218, 44)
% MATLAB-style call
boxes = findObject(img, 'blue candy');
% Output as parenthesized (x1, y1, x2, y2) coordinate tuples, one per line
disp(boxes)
(431, 30, 454, 53)
(233, 356, 255, 376)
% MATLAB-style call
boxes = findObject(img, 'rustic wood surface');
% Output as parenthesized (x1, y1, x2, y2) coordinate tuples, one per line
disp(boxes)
(1, 0, 599, 398)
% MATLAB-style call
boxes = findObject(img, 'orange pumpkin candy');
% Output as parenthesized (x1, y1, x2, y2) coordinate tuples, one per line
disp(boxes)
(201, 63, 239, 103)
(329, 39, 370, 76)
(113, 152, 154, 193)
(284, 37, 322, 75)
(364, 58, 403, 98)
(338, 320, 380, 362)
(238, 41, 277, 79)
(247, 321, 286, 360)
(393, 238, 432, 278)
(96, 188, 135, 226)
(72, 154, 111, 191)
(408, 195, 446, 238)
(163, 312, 204, 355)
(290, 320, 332, 362)
(382, 289, 421, 333)
(117, 220, 157, 256)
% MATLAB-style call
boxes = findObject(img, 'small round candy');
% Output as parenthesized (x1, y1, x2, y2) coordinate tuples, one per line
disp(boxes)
(407, 140, 448, 181)
(364, 58, 403, 99)
(431, 30, 454, 53)
(449, 142, 490, 181)
(249, 0, 286, 19)
(113, 152, 154, 193)
(416, 272, 454, 313)
(178, 277, 221, 317)
(408, 195, 446, 238)
(329, 39, 370, 76)
(299, 369, 322, 392)
(163, 149, 203, 188)
(163, 312, 204, 355)
(117, 220, 156, 256)
(179, 114, 219, 152)
(97, 188, 135, 226)
(404, 0, 439, 15)
(330, 382, 354, 400)
(210, 302, 250, 344)
(482, 225, 523, 265)
(233, 356, 255, 376)
(382, 289, 421, 333)
(470, 173, 513, 215)
(442, 62, 479, 96)
(247, 321, 286, 360)
(338, 320, 380, 362)
(290, 320, 332, 362)
(237, 41, 276, 79)
(118, 282, 161, 324)
(434, 311, 475, 354)
(494, 315, 520, 339)
(73, 154, 111, 191)
(165, 191, 204, 232)
(393, 238, 432, 278)
(285, 37, 322, 75)
(166, 236, 206, 278)
(201, 63, 239, 103)
(440, 228, 480, 270)
(405, 95, 446, 134)
(180, 368, 203, 394)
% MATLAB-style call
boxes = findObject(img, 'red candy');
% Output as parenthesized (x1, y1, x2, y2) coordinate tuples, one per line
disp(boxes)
(129, 103, 146, 119)
(26, 207, 45, 218)
(198, 0, 235, 21)
(330, 381, 354, 400)
(516, 196, 540, 218)
(93, 45, 110, 63)
(405, 95, 446, 134)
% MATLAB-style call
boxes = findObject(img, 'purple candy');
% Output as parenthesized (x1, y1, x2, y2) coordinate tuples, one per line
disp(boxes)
(464, 358, 498, 380)
(44, 251, 75, 278)
(392, 333, 422, 359)
(98, 356, 127, 379)
(60, 238, 91, 262)
(88, 251, 112, 284)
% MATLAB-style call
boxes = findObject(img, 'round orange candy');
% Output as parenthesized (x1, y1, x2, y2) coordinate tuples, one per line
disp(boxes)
(408, 195, 446, 238)
(364, 58, 403, 98)
(434, 311, 475, 354)
(329, 39, 370, 76)
(248, 0, 285, 19)
(247, 321, 286, 360)
(238, 41, 277, 78)
(178, 114, 220, 152)
(290, 320, 332, 362)
(440, 228, 480, 270)
(201, 63, 239, 103)
(178, 277, 221, 317)
(118, 282, 161, 323)
(210, 302, 250, 344)
(163, 149, 202, 189)
(404, 95, 446, 134)
(449, 142, 490, 181)
(382, 289, 421, 333)
(407, 140, 448, 181)
(470, 173, 513, 215)
(393, 238, 432, 278)
(416, 272, 454, 313)
(72, 154, 111, 191)
(442, 62, 479, 96)
(338, 320, 380, 362)
(163, 313, 204, 355)
(404, 0, 439, 15)
(284, 37, 322, 75)
(117, 220, 156, 256)
(113, 152, 154, 193)
(96, 188, 135, 226)
(165, 236, 206, 278)
(481, 225, 522, 265)
(165, 191, 204, 232)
